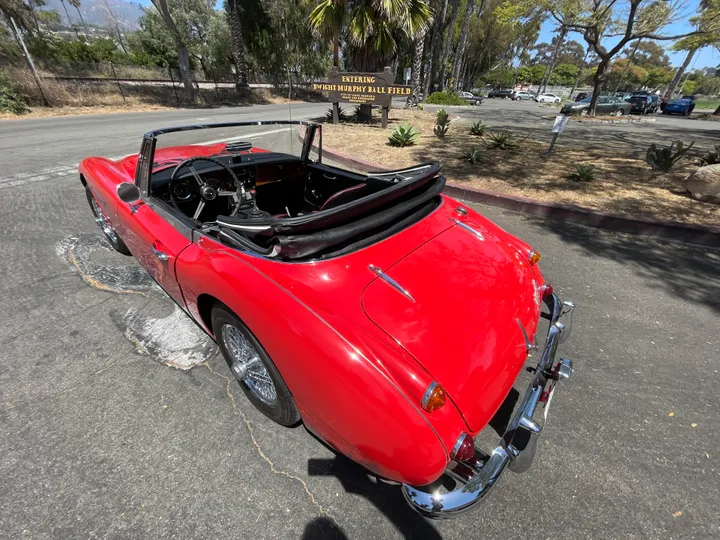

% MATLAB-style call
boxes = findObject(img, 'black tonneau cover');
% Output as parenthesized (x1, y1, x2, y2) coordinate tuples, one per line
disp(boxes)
(216, 162, 444, 260)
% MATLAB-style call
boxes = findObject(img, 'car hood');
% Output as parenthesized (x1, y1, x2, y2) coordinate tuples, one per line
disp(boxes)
(361, 222, 543, 432)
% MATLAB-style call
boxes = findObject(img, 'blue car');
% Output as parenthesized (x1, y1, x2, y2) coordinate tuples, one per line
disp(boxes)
(661, 99, 695, 116)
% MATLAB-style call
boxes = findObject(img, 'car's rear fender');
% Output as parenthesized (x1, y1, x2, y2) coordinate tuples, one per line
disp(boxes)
(176, 237, 452, 485)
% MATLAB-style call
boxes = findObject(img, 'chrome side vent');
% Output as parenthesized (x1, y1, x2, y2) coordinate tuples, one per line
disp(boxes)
(368, 265, 415, 303)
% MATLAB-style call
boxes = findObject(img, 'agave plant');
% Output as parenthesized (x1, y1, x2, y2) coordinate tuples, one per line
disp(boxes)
(700, 144, 720, 166)
(462, 147, 485, 165)
(567, 163, 597, 182)
(645, 141, 695, 172)
(469, 121, 487, 136)
(433, 109, 450, 138)
(485, 131, 519, 150)
(325, 106, 348, 122)
(388, 122, 419, 147)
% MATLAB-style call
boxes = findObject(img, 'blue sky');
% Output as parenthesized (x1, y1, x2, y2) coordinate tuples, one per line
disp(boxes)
(537, 0, 719, 69)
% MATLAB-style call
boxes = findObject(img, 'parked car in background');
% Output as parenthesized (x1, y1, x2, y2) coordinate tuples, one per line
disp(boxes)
(513, 91, 533, 101)
(459, 91, 484, 105)
(661, 98, 695, 116)
(626, 95, 657, 114)
(488, 89, 516, 99)
(574, 92, 589, 102)
(536, 93, 562, 103)
(561, 95, 632, 116)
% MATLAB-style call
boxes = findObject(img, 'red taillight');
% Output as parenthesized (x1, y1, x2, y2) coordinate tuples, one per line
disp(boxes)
(541, 283, 553, 298)
(451, 433, 475, 462)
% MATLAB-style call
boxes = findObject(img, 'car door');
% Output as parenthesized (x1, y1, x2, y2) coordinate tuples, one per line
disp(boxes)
(597, 97, 611, 114)
(114, 140, 192, 306)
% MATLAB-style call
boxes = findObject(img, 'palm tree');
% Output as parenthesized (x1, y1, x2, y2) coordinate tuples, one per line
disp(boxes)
(59, 0, 80, 38)
(308, 0, 431, 118)
(450, 0, 477, 90)
(308, 0, 346, 69)
(225, 0, 250, 93)
(67, 0, 88, 39)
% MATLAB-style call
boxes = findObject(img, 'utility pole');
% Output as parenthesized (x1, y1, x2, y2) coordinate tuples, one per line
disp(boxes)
(10, 17, 49, 107)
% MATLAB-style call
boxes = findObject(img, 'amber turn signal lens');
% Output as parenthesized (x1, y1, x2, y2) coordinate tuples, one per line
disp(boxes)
(528, 249, 541, 265)
(421, 382, 446, 412)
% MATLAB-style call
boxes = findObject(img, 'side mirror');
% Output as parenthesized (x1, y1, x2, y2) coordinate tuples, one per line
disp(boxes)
(117, 182, 141, 204)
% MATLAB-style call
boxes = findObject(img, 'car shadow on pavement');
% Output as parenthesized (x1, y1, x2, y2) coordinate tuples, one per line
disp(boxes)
(307, 456, 443, 540)
(531, 216, 720, 313)
(301, 517, 349, 540)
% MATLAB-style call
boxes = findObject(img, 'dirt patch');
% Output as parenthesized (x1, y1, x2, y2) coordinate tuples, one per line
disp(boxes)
(322, 109, 720, 228)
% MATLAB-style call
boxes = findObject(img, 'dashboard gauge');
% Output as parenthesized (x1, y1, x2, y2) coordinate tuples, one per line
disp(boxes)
(173, 182, 193, 201)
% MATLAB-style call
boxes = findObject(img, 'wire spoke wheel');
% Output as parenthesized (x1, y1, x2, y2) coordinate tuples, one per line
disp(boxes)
(221, 324, 278, 406)
(90, 195, 119, 244)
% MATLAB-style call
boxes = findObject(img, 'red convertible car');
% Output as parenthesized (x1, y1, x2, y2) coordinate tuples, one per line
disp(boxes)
(79, 121, 575, 518)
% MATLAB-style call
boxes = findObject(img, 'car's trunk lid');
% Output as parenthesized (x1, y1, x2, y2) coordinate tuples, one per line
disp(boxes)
(361, 223, 542, 432)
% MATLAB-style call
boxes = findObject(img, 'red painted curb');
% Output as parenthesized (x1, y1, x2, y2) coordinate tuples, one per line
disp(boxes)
(321, 144, 720, 248)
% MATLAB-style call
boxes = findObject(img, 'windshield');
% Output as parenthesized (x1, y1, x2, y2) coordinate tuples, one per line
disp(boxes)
(150, 123, 308, 175)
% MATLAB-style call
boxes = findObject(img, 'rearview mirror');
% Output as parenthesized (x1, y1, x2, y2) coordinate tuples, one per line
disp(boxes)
(117, 182, 141, 204)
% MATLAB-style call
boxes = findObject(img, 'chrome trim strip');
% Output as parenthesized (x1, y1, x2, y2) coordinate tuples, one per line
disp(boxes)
(420, 381, 439, 410)
(402, 293, 575, 519)
(450, 218, 484, 240)
(368, 265, 415, 303)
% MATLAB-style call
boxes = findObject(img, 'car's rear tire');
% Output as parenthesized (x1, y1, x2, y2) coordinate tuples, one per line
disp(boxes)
(85, 186, 131, 255)
(212, 305, 300, 427)
(615, 109, 624, 116)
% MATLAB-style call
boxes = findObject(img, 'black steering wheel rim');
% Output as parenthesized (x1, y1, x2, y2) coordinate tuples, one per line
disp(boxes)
(168, 156, 242, 220)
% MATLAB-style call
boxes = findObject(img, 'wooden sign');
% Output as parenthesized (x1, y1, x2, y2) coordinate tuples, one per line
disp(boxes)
(313, 68, 412, 107)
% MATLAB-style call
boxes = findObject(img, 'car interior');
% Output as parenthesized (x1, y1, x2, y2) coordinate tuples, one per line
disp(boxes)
(149, 148, 444, 261)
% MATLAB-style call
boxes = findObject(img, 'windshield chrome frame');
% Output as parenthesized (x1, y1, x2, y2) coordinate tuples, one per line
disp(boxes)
(134, 120, 321, 195)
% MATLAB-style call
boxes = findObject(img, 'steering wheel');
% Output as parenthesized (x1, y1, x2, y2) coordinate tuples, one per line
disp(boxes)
(168, 157, 245, 220)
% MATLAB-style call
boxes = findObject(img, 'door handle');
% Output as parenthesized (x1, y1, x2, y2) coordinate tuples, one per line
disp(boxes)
(151, 241, 170, 261)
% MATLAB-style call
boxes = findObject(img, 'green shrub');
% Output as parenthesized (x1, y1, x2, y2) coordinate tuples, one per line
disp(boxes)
(426, 91, 466, 106)
(463, 147, 485, 165)
(485, 131, 519, 150)
(0, 72, 28, 114)
(388, 122, 419, 147)
(645, 141, 694, 171)
(434, 109, 451, 138)
(417, 103, 424, 111)
(325, 105, 348, 122)
(700, 144, 720, 166)
(469, 121, 487, 136)
(567, 163, 597, 182)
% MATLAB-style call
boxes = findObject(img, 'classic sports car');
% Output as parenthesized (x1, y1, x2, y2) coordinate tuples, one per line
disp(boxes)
(80, 121, 575, 518)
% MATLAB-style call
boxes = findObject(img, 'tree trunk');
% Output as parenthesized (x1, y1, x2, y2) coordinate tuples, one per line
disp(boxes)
(408, 28, 426, 105)
(589, 59, 609, 115)
(538, 26, 566, 95)
(151, 0, 195, 102)
(425, 0, 448, 96)
(714, 103, 720, 115)
(60, 0, 80, 39)
(569, 47, 590, 97)
(450, 0, 475, 90)
(665, 47, 696, 98)
(614, 38, 641, 93)
(333, 31, 339, 68)
(74, 6, 88, 38)
(437, 0, 460, 91)
(226, 0, 250, 94)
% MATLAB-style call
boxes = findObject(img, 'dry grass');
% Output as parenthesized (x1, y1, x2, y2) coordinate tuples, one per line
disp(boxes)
(322, 109, 720, 228)
(2, 67, 326, 116)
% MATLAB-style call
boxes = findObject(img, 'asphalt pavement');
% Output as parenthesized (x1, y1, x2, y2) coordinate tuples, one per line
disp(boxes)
(0, 102, 719, 539)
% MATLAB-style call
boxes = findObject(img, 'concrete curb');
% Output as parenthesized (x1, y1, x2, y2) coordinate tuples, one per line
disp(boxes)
(321, 145, 720, 248)
(540, 114, 657, 124)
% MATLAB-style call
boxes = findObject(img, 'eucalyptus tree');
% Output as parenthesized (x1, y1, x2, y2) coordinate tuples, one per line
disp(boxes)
(546, 0, 716, 114)
(150, 0, 195, 100)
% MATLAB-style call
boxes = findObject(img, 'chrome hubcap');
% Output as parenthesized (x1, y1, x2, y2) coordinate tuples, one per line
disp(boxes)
(221, 324, 277, 406)
(90, 196, 118, 243)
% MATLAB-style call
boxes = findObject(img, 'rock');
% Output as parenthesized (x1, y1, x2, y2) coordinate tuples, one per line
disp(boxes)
(683, 164, 720, 204)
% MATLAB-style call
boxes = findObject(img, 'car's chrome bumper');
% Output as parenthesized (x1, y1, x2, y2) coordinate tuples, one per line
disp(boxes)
(401, 293, 575, 519)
